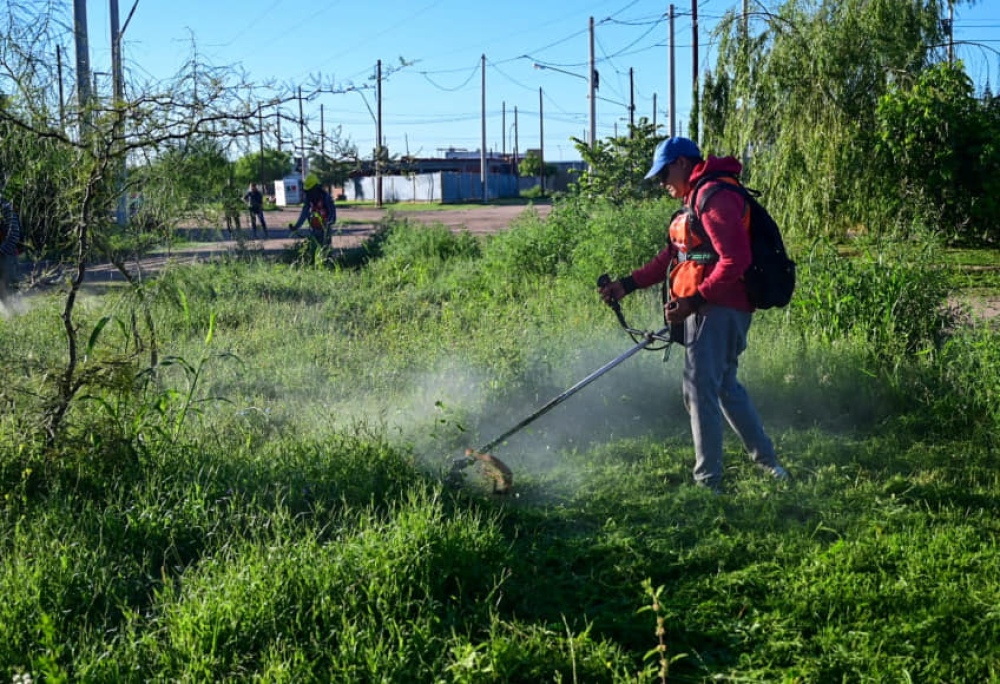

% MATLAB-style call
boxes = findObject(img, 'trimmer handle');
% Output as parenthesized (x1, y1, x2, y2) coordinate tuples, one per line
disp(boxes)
(597, 273, 629, 329)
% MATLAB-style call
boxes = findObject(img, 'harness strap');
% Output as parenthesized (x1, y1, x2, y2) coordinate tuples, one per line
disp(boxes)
(676, 250, 717, 263)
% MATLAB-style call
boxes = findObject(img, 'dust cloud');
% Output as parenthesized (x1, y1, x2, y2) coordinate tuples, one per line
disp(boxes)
(0, 293, 30, 319)
(382, 337, 689, 485)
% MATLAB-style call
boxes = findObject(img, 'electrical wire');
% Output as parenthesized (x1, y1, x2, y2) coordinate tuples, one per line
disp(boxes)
(303, 0, 447, 79)
(487, 59, 541, 94)
(83, 0, 993, 158)
(419, 60, 481, 92)
(217, 0, 294, 47)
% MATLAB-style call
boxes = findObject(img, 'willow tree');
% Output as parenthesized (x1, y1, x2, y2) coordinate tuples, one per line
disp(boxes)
(701, 0, 961, 241)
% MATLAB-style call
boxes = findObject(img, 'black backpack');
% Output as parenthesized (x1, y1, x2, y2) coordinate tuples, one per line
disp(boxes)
(687, 173, 796, 310)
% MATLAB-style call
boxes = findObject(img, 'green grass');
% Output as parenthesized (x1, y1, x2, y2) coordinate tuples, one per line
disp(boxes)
(1, 201, 999, 681)
(935, 247, 1000, 292)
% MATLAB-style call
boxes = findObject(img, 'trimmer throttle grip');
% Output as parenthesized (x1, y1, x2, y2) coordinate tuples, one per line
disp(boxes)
(597, 273, 629, 329)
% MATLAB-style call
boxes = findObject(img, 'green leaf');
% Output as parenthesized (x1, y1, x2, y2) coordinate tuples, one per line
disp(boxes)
(205, 310, 216, 346)
(86, 316, 112, 356)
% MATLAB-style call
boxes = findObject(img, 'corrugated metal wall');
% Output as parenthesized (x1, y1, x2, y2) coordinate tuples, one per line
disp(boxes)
(344, 172, 519, 203)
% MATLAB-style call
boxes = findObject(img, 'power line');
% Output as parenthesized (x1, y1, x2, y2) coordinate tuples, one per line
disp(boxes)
(419, 60, 481, 92)
(96, 0, 994, 159)
(303, 0, 447, 81)
(487, 59, 538, 94)
(218, 0, 294, 47)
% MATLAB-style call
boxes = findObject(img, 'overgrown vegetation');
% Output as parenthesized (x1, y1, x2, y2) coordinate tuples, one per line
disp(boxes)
(2, 0, 999, 681)
(2, 205, 998, 681)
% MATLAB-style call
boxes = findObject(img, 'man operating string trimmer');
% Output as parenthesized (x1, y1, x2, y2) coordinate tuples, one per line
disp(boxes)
(599, 136, 789, 493)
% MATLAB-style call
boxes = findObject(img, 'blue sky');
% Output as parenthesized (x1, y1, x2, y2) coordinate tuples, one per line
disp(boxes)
(76, 1, 1000, 162)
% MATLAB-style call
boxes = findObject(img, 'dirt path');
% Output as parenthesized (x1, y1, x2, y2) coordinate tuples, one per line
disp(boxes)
(85, 202, 552, 283)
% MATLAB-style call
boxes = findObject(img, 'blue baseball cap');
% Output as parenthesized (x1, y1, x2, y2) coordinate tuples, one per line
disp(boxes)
(644, 137, 702, 179)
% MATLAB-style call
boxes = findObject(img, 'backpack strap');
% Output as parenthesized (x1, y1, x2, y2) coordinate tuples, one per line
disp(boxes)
(685, 172, 750, 252)
(690, 172, 747, 213)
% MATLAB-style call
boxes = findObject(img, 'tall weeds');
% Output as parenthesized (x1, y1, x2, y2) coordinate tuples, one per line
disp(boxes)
(0, 205, 997, 681)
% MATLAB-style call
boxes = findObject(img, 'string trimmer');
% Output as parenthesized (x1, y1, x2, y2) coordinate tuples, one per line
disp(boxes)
(447, 274, 673, 494)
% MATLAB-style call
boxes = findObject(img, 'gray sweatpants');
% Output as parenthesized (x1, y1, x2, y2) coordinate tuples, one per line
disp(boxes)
(682, 305, 777, 488)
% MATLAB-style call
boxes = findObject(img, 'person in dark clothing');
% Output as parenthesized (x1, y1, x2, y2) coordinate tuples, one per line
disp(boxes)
(288, 173, 336, 247)
(243, 183, 268, 238)
(599, 136, 788, 492)
(223, 183, 242, 238)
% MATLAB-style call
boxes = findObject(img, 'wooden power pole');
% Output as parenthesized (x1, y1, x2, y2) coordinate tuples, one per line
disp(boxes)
(669, 4, 676, 138)
(377, 59, 383, 207)
(692, 0, 699, 140)
(73, 0, 92, 128)
(539, 87, 545, 196)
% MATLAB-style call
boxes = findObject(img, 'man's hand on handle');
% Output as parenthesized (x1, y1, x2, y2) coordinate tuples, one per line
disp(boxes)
(664, 293, 705, 324)
(599, 280, 626, 306)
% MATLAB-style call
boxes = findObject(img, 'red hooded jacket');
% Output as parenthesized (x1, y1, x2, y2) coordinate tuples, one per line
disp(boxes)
(630, 154, 753, 312)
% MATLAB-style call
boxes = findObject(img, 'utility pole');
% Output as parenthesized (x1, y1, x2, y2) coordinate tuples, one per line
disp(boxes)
(653, 92, 658, 130)
(110, 0, 127, 226)
(514, 105, 519, 177)
(377, 59, 383, 207)
(258, 108, 265, 186)
(73, 0, 92, 129)
(56, 46, 66, 130)
(276, 105, 282, 152)
(480, 54, 487, 203)
(110, 0, 124, 105)
(502, 101, 506, 157)
(669, 4, 676, 138)
(298, 86, 307, 179)
(629, 67, 635, 136)
(588, 17, 597, 152)
(320, 104, 325, 158)
(948, 2, 955, 65)
(538, 87, 545, 196)
(692, 0, 699, 141)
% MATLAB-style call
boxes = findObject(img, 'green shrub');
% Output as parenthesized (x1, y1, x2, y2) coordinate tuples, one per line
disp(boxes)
(520, 184, 545, 199)
(791, 243, 954, 361)
(478, 198, 671, 285)
(897, 321, 1000, 436)
(566, 198, 675, 284)
(479, 202, 578, 277)
(379, 220, 481, 263)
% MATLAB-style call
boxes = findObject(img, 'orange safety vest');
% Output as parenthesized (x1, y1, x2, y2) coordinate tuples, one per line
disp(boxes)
(667, 176, 749, 299)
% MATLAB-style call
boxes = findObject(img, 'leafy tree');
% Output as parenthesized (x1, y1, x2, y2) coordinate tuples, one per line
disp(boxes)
(308, 129, 359, 189)
(233, 148, 293, 187)
(518, 150, 557, 180)
(569, 119, 661, 204)
(0, 113, 80, 263)
(309, 152, 355, 191)
(874, 62, 1000, 244)
(149, 135, 233, 208)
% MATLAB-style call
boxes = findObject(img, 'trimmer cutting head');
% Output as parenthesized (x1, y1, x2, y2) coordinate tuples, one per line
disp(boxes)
(444, 275, 672, 497)
(447, 449, 514, 495)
